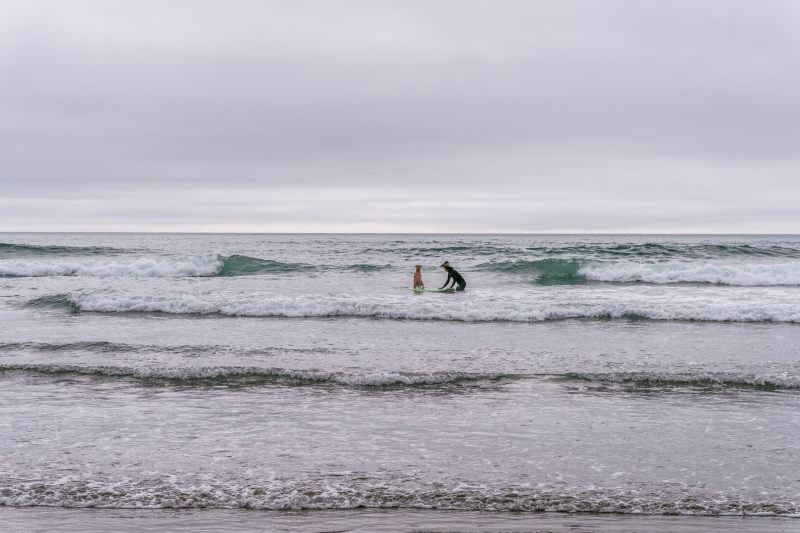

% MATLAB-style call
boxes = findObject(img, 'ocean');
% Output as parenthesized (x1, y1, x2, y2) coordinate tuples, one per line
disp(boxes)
(1, 233, 798, 531)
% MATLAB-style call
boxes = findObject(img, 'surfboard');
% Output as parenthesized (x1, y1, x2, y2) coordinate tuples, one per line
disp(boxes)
(409, 287, 455, 293)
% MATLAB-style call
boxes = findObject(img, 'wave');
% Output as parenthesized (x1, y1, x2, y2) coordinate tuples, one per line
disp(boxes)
(580, 261, 800, 286)
(0, 242, 129, 256)
(0, 255, 223, 277)
(477, 259, 587, 284)
(529, 242, 800, 260)
(0, 342, 335, 363)
(1, 476, 796, 515)
(366, 241, 800, 261)
(0, 254, 315, 278)
(362, 244, 524, 257)
(26, 292, 800, 323)
(563, 371, 800, 390)
(478, 259, 800, 286)
(0, 364, 510, 388)
(365, 242, 800, 261)
(217, 255, 313, 276)
(3, 363, 796, 391)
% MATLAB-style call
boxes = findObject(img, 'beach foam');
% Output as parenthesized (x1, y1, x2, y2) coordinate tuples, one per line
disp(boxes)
(0, 255, 223, 277)
(1, 475, 796, 515)
(580, 261, 800, 286)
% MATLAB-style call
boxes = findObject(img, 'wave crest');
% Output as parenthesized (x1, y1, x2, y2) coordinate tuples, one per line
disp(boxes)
(24, 292, 800, 324)
(0, 242, 128, 256)
(564, 371, 800, 390)
(0, 364, 509, 388)
(478, 259, 800, 286)
(0, 254, 316, 278)
(530, 242, 800, 260)
(477, 259, 586, 285)
(580, 261, 800, 286)
(0, 255, 223, 277)
(217, 255, 313, 276)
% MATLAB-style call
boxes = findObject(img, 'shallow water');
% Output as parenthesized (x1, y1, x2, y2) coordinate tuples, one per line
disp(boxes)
(1, 233, 799, 520)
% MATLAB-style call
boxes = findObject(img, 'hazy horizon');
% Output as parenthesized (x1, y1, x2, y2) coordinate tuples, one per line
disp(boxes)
(4, 231, 800, 237)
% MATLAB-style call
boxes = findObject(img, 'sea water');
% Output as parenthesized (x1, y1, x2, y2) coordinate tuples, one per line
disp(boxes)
(1, 234, 798, 528)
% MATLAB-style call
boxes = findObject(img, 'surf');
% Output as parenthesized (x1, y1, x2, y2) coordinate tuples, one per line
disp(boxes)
(0, 364, 514, 389)
(25, 290, 800, 323)
(0, 254, 313, 278)
(478, 259, 800, 286)
(1, 475, 796, 515)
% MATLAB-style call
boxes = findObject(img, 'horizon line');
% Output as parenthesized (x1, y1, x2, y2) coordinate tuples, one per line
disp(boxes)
(2, 231, 799, 236)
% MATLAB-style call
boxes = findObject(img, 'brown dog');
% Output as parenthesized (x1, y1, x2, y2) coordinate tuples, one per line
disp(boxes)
(413, 265, 424, 289)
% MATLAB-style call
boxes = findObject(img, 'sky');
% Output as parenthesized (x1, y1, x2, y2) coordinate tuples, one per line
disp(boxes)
(1, 0, 799, 233)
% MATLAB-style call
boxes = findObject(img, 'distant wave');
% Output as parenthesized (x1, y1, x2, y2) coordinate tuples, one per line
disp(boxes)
(478, 259, 800, 286)
(368, 242, 800, 260)
(2, 476, 797, 515)
(529, 242, 800, 260)
(25, 292, 800, 323)
(363, 244, 524, 257)
(0, 254, 399, 277)
(0, 255, 223, 277)
(0, 242, 128, 256)
(0, 254, 317, 278)
(364, 239, 800, 261)
(0, 364, 512, 388)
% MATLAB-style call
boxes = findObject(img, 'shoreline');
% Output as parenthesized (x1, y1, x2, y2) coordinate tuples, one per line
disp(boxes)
(0, 508, 797, 532)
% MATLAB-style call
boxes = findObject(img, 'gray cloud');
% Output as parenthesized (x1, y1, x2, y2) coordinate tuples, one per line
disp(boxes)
(1, 0, 799, 231)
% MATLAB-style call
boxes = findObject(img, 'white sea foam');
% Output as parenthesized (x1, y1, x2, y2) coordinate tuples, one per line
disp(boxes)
(45, 290, 800, 323)
(7, 364, 796, 389)
(0, 255, 222, 277)
(1, 364, 497, 387)
(1, 475, 796, 515)
(580, 261, 800, 286)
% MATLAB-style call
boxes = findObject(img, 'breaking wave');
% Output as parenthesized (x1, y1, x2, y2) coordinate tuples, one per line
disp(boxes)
(24, 292, 800, 323)
(216, 255, 313, 276)
(0, 364, 509, 388)
(477, 259, 586, 284)
(478, 259, 800, 286)
(0, 254, 315, 278)
(580, 261, 800, 286)
(2, 363, 796, 391)
(0, 255, 223, 277)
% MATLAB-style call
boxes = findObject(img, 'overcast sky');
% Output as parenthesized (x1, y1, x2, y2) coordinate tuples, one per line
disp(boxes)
(1, 0, 799, 233)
